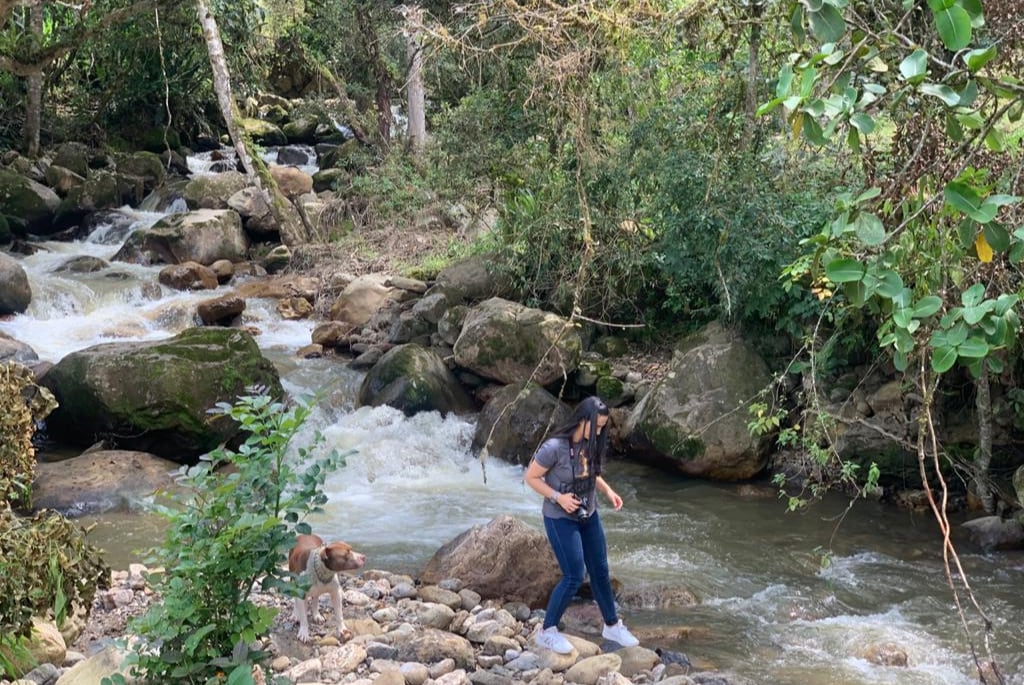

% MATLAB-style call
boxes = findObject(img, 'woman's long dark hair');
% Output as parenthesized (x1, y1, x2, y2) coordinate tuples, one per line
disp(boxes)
(550, 396, 610, 476)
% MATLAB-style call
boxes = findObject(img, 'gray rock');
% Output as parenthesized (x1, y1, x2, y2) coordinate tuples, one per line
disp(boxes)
(0, 251, 33, 315)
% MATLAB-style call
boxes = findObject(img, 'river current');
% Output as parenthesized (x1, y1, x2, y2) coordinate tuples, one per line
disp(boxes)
(2, 161, 1022, 684)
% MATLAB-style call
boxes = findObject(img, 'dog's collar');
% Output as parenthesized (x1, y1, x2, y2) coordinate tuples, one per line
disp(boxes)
(310, 545, 336, 584)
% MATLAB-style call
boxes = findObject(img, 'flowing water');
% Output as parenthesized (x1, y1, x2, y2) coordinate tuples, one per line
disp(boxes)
(2, 179, 1023, 684)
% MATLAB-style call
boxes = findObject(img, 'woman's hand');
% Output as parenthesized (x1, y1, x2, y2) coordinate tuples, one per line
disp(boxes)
(597, 477, 623, 510)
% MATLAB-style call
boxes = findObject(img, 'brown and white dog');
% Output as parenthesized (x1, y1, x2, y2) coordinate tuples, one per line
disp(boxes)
(288, 533, 366, 643)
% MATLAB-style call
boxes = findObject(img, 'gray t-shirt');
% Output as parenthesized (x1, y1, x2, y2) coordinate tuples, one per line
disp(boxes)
(533, 437, 598, 520)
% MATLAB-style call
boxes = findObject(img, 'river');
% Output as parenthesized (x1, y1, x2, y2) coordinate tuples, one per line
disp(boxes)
(2, 166, 1022, 685)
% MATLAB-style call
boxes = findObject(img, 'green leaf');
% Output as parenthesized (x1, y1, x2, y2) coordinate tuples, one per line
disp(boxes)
(790, 3, 806, 41)
(931, 345, 958, 372)
(874, 269, 904, 298)
(964, 45, 997, 72)
(983, 223, 1010, 252)
(899, 49, 928, 83)
(985, 128, 1006, 152)
(957, 337, 989, 358)
(826, 258, 866, 283)
(960, 0, 984, 26)
(920, 83, 961, 106)
(893, 349, 909, 371)
(893, 307, 914, 329)
(962, 283, 985, 307)
(227, 665, 256, 685)
(945, 182, 997, 223)
(932, 4, 972, 50)
(854, 187, 882, 204)
(808, 4, 845, 43)
(913, 295, 943, 318)
(854, 212, 886, 246)
(803, 116, 828, 145)
(776, 64, 794, 98)
(850, 112, 875, 134)
(844, 280, 867, 306)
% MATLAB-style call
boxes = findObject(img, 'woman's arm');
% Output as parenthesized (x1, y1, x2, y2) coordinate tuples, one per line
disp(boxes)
(596, 476, 624, 511)
(525, 460, 577, 513)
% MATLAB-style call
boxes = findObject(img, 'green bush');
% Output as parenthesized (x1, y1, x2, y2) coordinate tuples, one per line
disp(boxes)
(122, 389, 349, 685)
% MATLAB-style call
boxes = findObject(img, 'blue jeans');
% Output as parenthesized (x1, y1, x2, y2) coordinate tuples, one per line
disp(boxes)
(542, 510, 618, 628)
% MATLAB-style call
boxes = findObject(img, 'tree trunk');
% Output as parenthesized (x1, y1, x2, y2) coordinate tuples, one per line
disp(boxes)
(974, 370, 994, 513)
(745, 0, 763, 136)
(405, 5, 427, 154)
(23, 0, 44, 158)
(195, 0, 306, 245)
(356, 4, 391, 149)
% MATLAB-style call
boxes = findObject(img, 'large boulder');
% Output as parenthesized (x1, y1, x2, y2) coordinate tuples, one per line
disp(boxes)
(33, 450, 180, 516)
(54, 171, 127, 228)
(420, 515, 561, 609)
(50, 142, 92, 177)
(435, 254, 513, 303)
(473, 382, 570, 466)
(358, 344, 474, 416)
(624, 322, 772, 480)
(41, 327, 282, 462)
(0, 251, 32, 315)
(114, 151, 166, 193)
(329, 273, 400, 328)
(453, 298, 582, 387)
(112, 209, 248, 266)
(183, 171, 249, 210)
(0, 168, 60, 235)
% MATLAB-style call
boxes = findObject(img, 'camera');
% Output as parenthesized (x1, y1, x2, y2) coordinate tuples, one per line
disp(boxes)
(574, 495, 590, 520)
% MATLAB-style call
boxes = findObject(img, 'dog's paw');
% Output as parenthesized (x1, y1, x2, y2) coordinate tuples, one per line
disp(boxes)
(311, 611, 325, 624)
(297, 627, 312, 643)
(339, 626, 353, 642)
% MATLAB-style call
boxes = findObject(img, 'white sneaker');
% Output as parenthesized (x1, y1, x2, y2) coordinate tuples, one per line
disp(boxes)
(535, 626, 574, 654)
(602, 620, 639, 647)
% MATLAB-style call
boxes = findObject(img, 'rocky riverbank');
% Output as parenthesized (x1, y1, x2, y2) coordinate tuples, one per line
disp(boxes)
(9, 562, 743, 685)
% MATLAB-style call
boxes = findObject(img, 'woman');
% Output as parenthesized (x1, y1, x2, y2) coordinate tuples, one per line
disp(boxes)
(524, 396, 639, 654)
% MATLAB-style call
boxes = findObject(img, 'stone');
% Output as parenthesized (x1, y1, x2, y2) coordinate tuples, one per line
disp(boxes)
(358, 344, 475, 417)
(197, 294, 246, 325)
(394, 629, 476, 671)
(54, 646, 136, 685)
(0, 168, 60, 235)
(420, 515, 561, 609)
(472, 382, 570, 466)
(624, 322, 772, 480)
(114, 209, 248, 266)
(41, 327, 282, 462)
(616, 646, 660, 677)
(453, 298, 582, 386)
(33, 450, 180, 517)
(158, 261, 219, 291)
(0, 251, 32, 315)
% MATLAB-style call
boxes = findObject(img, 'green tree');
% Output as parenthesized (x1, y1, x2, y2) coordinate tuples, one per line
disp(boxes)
(764, 1, 1022, 679)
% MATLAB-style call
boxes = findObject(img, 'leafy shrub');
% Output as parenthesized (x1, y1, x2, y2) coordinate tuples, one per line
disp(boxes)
(123, 389, 348, 685)
(0, 505, 110, 674)
(1, 362, 57, 511)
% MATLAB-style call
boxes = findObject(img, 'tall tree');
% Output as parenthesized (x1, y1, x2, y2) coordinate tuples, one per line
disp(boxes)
(404, 4, 427, 153)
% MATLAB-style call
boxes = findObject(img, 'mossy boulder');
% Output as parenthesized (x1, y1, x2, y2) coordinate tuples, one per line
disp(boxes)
(283, 117, 319, 144)
(0, 213, 11, 244)
(113, 209, 248, 266)
(237, 118, 287, 146)
(50, 142, 91, 178)
(183, 171, 249, 210)
(41, 327, 283, 462)
(453, 298, 582, 386)
(54, 171, 124, 228)
(358, 343, 474, 416)
(114, 151, 166, 192)
(624, 322, 772, 480)
(0, 168, 60, 235)
(136, 126, 182, 153)
(472, 382, 570, 466)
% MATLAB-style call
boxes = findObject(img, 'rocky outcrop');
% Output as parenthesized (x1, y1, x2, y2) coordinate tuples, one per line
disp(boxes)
(420, 515, 561, 609)
(41, 327, 282, 462)
(0, 168, 60, 235)
(33, 450, 180, 517)
(358, 344, 474, 416)
(435, 255, 514, 303)
(473, 382, 570, 466)
(113, 209, 248, 266)
(453, 298, 582, 387)
(625, 322, 772, 480)
(0, 331, 38, 363)
(0, 251, 32, 314)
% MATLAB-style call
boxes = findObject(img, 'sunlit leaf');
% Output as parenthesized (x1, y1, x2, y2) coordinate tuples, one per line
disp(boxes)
(854, 212, 886, 245)
(962, 283, 985, 307)
(964, 45, 997, 72)
(974, 231, 991, 260)
(920, 83, 960, 106)
(899, 49, 928, 83)
(957, 337, 989, 358)
(913, 296, 943, 318)
(850, 112, 875, 134)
